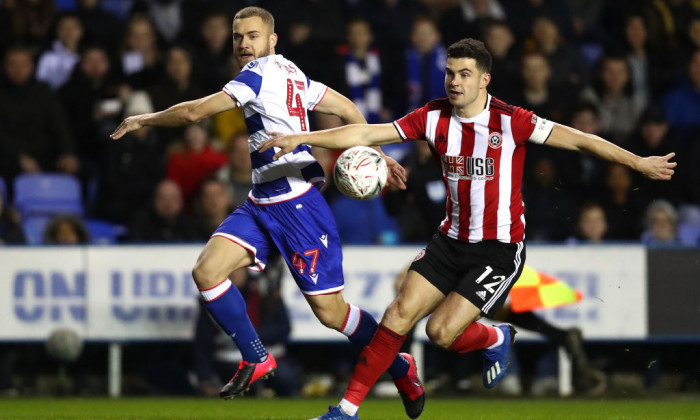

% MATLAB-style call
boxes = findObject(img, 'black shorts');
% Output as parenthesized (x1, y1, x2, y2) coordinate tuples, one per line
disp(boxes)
(409, 231, 526, 317)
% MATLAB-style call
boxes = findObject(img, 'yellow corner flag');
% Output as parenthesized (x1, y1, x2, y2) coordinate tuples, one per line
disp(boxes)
(509, 266, 582, 313)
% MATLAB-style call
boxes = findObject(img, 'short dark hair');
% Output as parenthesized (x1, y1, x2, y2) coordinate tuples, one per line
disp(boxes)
(447, 38, 492, 73)
(234, 6, 274, 32)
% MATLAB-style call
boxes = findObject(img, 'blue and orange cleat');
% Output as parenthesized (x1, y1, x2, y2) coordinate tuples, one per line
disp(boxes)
(482, 324, 517, 389)
(309, 405, 359, 420)
(220, 353, 277, 399)
(393, 352, 425, 419)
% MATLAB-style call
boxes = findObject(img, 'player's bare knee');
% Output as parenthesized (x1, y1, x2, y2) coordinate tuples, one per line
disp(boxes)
(382, 300, 415, 334)
(191, 259, 220, 289)
(425, 322, 456, 349)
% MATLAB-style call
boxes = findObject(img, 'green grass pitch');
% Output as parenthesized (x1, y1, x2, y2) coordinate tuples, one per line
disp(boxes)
(1, 398, 698, 420)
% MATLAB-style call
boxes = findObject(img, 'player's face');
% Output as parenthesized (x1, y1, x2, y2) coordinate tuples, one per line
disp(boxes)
(232, 16, 277, 68)
(444, 57, 490, 109)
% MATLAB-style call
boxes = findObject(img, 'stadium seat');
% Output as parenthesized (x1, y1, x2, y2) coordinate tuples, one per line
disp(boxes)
(22, 216, 50, 246)
(13, 174, 83, 218)
(85, 219, 119, 245)
(0, 176, 6, 205)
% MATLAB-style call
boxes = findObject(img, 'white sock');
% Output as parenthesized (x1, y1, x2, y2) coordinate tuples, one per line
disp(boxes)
(339, 399, 359, 416)
(486, 326, 504, 350)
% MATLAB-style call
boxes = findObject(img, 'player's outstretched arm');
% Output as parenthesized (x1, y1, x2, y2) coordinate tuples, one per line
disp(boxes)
(110, 92, 236, 140)
(260, 123, 402, 160)
(545, 123, 677, 180)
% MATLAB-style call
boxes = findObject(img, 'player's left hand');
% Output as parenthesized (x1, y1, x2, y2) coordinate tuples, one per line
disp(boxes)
(260, 132, 303, 159)
(384, 155, 407, 190)
(637, 152, 676, 180)
(110, 116, 144, 140)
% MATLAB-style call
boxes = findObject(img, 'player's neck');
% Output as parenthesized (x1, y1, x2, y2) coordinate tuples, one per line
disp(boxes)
(455, 91, 489, 118)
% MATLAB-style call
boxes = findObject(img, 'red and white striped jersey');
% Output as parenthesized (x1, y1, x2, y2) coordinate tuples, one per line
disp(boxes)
(393, 95, 554, 243)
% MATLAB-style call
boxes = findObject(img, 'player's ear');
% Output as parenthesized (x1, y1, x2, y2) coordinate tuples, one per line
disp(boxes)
(481, 72, 491, 89)
(270, 33, 278, 50)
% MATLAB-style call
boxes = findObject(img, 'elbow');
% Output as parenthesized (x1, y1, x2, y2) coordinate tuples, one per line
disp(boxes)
(182, 110, 199, 124)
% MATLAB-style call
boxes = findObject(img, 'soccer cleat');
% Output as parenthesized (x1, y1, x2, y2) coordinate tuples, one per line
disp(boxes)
(309, 405, 359, 420)
(393, 352, 425, 419)
(220, 353, 277, 399)
(482, 323, 516, 389)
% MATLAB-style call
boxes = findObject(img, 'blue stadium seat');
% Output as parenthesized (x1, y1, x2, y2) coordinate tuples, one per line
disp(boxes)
(85, 219, 119, 245)
(22, 216, 50, 246)
(13, 174, 83, 217)
(0, 176, 6, 205)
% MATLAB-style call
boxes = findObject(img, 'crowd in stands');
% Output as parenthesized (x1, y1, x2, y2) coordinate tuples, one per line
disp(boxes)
(1, 0, 700, 247)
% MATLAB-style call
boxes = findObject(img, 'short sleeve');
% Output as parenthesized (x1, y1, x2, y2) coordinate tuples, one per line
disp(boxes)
(393, 106, 428, 141)
(222, 61, 263, 107)
(511, 106, 554, 145)
(307, 78, 328, 111)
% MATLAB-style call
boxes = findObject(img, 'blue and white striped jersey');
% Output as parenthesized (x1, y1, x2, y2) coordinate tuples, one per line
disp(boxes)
(222, 54, 328, 204)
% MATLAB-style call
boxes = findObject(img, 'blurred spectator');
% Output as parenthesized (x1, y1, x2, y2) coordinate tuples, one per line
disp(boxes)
(623, 14, 669, 103)
(504, 0, 575, 42)
(120, 13, 162, 89)
(599, 163, 645, 240)
(677, 204, 700, 245)
(581, 54, 646, 145)
(269, 0, 345, 81)
(569, 201, 608, 243)
(358, 0, 427, 117)
(524, 16, 588, 91)
(330, 194, 400, 245)
(35, 13, 83, 90)
(0, 193, 25, 245)
(564, 0, 606, 42)
(566, 102, 606, 191)
(662, 49, 700, 131)
(641, 199, 679, 245)
(0, 46, 79, 184)
(440, 0, 507, 46)
(406, 16, 446, 112)
(628, 105, 682, 205)
(166, 120, 227, 208)
(3, 0, 57, 48)
(42, 214, 90, 245)
(59, 45, 122, 176)
(191, 10, 233, 94)
(523, 155, 579, 241)
(216, 132, 253, 207)
(194, 178, 233, 240)
(96, 91, 165, 224)
(512, 52, 569, 122)
(75, 0, 124, 53)
(148, 45, 206, 145)
(334, 19, 383, 124)
(130, 0, 185, 43)
(483, 20, 519, 101)
(383, 141, 445, 243)
(128, 179, 199, 243)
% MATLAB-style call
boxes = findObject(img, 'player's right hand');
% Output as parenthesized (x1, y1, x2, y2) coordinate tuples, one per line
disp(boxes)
(260, 132, 302, 160)
(110, 116, 144, 140)
(637, 152, 676, 180)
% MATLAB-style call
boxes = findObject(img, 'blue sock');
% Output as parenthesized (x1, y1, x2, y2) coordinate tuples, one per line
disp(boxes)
(200, 279, 267, 363)
(340, 304, 410, 379)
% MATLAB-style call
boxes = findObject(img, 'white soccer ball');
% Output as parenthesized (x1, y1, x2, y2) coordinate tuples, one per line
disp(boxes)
(46, 328, 83, 363)
(333, 146, 388, 200)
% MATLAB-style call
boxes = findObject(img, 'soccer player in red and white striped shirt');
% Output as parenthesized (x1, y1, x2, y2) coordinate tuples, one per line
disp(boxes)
(262, 38, 676, 420)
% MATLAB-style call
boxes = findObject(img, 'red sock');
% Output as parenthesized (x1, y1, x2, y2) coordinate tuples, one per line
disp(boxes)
(344, 324, 406, 406)
(448, 322, 498, 353)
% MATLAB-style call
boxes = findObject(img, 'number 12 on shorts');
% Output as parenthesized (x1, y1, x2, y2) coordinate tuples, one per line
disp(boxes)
(291, 248, 319, 274)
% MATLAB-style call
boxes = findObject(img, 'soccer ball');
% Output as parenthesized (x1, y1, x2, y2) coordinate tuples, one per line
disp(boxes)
(333, 146, 388, 200)
(46, 328, 83, 363)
